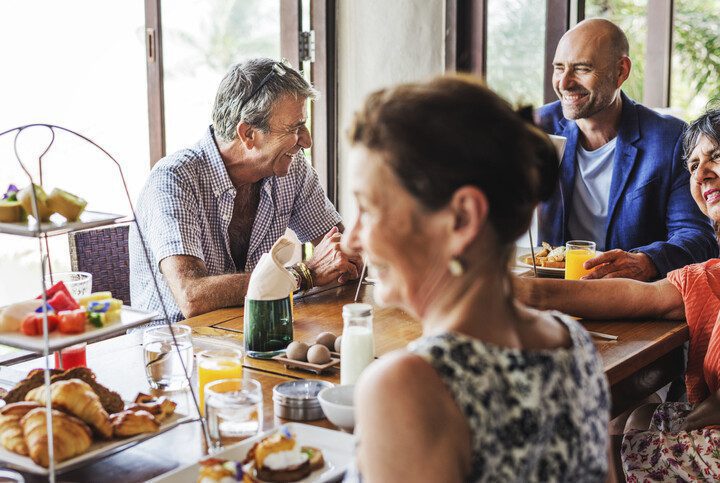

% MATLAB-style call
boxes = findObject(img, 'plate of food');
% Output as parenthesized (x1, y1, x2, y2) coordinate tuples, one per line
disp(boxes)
(0, 183, 125, 238)
(517, 242, 602, 278)
(0, 367, 189, 475)
(0, 286, 157, 352)
(516, 242, 567, 277)
(150, 423, 354, 483)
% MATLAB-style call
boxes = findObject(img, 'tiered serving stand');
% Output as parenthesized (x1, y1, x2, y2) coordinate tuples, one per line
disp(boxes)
(0, 124, 210, 481)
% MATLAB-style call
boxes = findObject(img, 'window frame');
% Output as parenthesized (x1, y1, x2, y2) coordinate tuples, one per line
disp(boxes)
(449, 0, 674, 109)
(143, 0, 338, 206)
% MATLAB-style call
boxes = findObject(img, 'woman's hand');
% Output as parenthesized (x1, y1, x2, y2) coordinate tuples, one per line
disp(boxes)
(681, 390, 720, 431)
(512, 276, 685, 320)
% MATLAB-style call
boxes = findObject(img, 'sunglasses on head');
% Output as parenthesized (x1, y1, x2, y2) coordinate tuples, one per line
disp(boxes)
(239, 58, 292, 113)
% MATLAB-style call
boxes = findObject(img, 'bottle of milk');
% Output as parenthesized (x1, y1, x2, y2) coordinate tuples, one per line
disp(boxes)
(340, 303, 375, 385)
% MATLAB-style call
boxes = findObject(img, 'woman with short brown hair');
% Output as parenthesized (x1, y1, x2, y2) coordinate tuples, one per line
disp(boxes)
(343, 75, 610, 482)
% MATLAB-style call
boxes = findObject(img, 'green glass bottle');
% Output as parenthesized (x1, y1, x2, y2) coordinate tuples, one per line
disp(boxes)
(244, 296, 293, 358)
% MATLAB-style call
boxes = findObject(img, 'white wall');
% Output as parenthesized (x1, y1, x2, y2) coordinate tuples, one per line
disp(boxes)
(336, 0, 446, 220)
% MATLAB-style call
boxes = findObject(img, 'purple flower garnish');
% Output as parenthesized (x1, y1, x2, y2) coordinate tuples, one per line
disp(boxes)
(281, 425, 292, 439)
(235, 461, 243, 480)
(35, 302, 55, 313)
(3, 184, 18, 201)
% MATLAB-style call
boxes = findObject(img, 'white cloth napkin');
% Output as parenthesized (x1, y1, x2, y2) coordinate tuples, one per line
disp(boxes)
(246, 236, 299, 300)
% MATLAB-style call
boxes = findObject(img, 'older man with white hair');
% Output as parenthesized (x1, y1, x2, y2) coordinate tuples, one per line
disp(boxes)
(130, 58, 358, 323)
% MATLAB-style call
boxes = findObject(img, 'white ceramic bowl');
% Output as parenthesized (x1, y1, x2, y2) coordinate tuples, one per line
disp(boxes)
(318, 384, 355, 431)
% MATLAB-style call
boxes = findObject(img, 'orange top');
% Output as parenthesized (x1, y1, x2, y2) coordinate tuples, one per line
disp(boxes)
(667, 259, 720, 404)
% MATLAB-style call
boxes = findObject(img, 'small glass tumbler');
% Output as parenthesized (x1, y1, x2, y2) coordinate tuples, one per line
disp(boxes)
(45, 271, 92, 298)
(243, 296, 293, 358)
(143, 324, 193, 390)
(205, 378, 263, 451)
(564, 240, 597, 280)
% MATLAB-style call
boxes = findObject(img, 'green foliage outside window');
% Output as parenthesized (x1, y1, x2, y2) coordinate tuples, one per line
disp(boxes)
(587, 0, 720, 121)
(488, 0, 720, 121)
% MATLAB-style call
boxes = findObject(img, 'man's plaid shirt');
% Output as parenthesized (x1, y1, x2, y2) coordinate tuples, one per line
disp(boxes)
(129, 127, 340, 323)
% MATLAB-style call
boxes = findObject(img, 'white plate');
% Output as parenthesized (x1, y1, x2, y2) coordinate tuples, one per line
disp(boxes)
(0, 410, 191, 475)
(517, 249, 565, 277)
(517, 249, 602, 278)
(150, 422, 355, 483)
(0, 306, 157, 352)
(0, 211, 125, 238)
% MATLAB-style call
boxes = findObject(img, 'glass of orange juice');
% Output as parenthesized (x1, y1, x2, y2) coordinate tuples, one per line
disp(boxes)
(197, 348, 243, 415)
(565, 240, 596, 280)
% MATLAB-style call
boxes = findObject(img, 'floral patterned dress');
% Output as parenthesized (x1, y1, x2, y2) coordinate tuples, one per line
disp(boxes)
(405, 310, 610, 482)
(622, 402, 720, 481)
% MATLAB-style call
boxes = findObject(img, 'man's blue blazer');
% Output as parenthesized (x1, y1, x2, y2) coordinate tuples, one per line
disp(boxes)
(536, 91, 718, 277)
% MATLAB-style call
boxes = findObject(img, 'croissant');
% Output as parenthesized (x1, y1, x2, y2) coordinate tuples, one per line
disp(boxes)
(25, 379, 113, 439)
(0, 401, 43, 417)
(21, 407, 92, 467)
(109, 410, 160, 437)
(0, 402, 42, 455)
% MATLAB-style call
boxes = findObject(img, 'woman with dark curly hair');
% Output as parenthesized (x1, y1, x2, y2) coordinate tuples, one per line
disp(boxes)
(517, 108, 720, 480)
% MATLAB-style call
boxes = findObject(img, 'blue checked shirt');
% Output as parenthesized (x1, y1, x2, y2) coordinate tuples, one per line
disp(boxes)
(129, 127, 341, 323)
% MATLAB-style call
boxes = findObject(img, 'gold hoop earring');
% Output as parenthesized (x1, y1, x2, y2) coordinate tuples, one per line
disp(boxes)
(448, 257, 465, 277)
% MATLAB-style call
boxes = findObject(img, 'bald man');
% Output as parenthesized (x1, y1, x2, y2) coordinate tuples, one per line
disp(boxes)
(537, 18, 716, 281)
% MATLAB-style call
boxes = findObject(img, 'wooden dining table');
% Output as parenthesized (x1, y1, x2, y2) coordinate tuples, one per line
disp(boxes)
(4, 281, 689, 482)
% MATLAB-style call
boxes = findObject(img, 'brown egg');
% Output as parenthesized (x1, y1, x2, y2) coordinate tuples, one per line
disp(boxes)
(307, 344, 331, 364)
(315, 332, 337, 351)
(285, 341, 309, 361)
(334, 335, 342, 353)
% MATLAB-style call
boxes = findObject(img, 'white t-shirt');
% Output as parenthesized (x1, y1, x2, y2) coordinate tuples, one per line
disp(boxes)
(567, 138, 617, 250)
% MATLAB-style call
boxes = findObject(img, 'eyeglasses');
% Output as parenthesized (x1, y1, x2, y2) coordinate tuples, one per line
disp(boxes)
(239, 58, 291, 114)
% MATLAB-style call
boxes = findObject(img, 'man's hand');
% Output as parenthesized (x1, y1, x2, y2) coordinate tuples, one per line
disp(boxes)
(306, 226, 361, 286)
(582, 249, 658, 281)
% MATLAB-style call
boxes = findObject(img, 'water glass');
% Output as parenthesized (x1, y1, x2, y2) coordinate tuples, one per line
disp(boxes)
(564, 240, 597, 280)
(205, 378, 263, 451)
(143, 324, 193, 390)
(46, 271, 92, 298)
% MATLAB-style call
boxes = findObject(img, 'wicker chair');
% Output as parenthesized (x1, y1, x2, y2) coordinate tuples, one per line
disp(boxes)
(68, 224, 131, 305)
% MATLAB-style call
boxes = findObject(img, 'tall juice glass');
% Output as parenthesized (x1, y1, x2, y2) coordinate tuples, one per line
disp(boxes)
(197, 349, 243, 415)
(565, 240, 596, 280)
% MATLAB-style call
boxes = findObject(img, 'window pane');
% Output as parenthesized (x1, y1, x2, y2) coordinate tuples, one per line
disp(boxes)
(0, 0, 148, 306)
(585, 0, 648, 103)
(162, 0, 281, 154)
(486, 0, 546, 107)
(671, 1, 720, 121)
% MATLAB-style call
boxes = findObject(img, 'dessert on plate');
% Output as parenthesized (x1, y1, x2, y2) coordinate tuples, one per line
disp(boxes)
(244, 427, 324, 482)
(197, 427, 325, 483)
